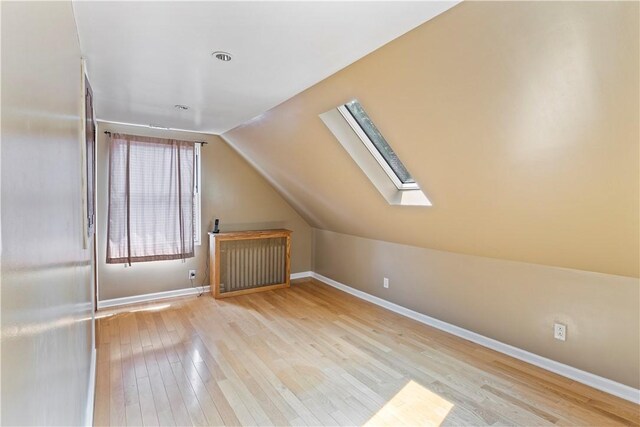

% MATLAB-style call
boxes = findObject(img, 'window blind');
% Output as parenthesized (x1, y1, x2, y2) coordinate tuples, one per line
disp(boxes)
(106, 133, 195, 264)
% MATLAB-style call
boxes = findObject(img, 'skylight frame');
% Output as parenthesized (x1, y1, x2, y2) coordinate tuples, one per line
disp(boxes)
(337, 102, 419, 191)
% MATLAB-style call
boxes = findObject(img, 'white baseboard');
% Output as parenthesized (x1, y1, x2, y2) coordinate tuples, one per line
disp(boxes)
(93, 269, 638, 403)
(84, 347, 97, 427)
(291, 271, 313, 280)
(97, 272, 313, 309)
(311, 272, 640, 404)
(97, 285, 211, 309)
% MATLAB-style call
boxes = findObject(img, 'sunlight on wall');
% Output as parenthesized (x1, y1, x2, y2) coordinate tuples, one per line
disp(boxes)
(364, 380, 454, 426)
(1, 313, 93, 339)
(510, 18, 596, 160)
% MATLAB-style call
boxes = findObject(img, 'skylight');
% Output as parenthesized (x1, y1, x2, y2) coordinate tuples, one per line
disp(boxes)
(320, 101, 431, 206)
(338, 100, 418, 190)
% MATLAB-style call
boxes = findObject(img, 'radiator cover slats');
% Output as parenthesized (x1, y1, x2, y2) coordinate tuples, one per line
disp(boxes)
(220, 237, 286, 292)
(210, 229, 292, 298)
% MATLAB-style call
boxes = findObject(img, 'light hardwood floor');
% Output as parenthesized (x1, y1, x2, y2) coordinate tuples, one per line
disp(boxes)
(94, 279, 640, 426)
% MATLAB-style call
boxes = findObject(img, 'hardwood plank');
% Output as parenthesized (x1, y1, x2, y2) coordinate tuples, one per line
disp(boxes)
(136, 376, 160, 427)
(94, 344, 111, 427)
(125, 403, 143, 427)
(95, 280, 640, 427)
(109, 339, 126, 427)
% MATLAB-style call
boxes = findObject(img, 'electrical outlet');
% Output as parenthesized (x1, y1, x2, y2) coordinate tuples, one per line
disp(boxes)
(189, 270, 196, 280)
(383, 277, 389, 289)
(554, 323, 567, 341)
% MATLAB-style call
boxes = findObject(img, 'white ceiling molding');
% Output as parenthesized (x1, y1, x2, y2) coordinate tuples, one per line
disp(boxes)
(73, 1, 460, 134)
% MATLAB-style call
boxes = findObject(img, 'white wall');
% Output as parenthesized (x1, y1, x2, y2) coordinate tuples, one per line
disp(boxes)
(1, 2, 94, 425)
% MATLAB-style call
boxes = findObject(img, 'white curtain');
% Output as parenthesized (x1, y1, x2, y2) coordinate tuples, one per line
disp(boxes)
(107, 133, 195, 264)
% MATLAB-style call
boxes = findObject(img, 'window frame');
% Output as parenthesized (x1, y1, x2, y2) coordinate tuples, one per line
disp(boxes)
(337, 103, 419, 191)
(106, 134, 200, 264)
(194, 143, 202, 246)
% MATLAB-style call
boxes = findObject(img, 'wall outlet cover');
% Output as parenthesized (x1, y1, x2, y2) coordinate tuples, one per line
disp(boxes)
(554, 323, 567, 341)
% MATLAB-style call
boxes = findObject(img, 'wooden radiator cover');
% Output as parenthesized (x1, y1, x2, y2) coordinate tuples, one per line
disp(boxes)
(209, 229, 292, 298)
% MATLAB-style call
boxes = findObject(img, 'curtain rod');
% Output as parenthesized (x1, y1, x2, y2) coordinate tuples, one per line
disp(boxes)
(103, 130, 207, 145)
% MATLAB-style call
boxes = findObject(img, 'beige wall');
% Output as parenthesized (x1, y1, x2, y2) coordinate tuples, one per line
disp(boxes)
(96, 123, 312, 301)
(222, 1, 639, 388)
(224, 1, 639, 278)
(1, 2, 94, 425)
(314, 229, 640, 388)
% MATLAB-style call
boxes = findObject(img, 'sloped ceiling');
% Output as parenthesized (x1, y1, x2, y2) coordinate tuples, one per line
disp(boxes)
(223, 1, 640, 278)
(72, 1, 458, 134)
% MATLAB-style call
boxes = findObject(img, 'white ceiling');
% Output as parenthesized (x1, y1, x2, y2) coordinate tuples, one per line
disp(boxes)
(73, 1, 459, 134)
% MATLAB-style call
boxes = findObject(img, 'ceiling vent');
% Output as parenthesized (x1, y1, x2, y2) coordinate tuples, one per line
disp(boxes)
(212, 51, 232, 62)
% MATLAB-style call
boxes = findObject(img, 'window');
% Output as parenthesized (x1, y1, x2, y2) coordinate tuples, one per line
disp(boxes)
(106, 133, 201, 264)
(320, 100, 430, 206)
(339, 100, 418, 190)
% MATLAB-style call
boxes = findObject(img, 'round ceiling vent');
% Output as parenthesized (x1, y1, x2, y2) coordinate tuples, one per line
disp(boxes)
(212, 51, 232, 62)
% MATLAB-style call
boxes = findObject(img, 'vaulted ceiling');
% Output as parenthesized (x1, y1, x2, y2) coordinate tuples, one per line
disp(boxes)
(72, 1, 639, 278)
(222, 1, 639, 278)
(73, 1, 458, 134)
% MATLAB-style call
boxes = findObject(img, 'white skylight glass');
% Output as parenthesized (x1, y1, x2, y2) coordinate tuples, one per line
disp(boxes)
(339, 100, 418, 190)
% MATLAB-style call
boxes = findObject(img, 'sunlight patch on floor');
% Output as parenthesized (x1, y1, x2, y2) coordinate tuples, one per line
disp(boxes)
(129, 302, 172, 313)
(96, 302, 173, 319)
(364, 380, 454, 427)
